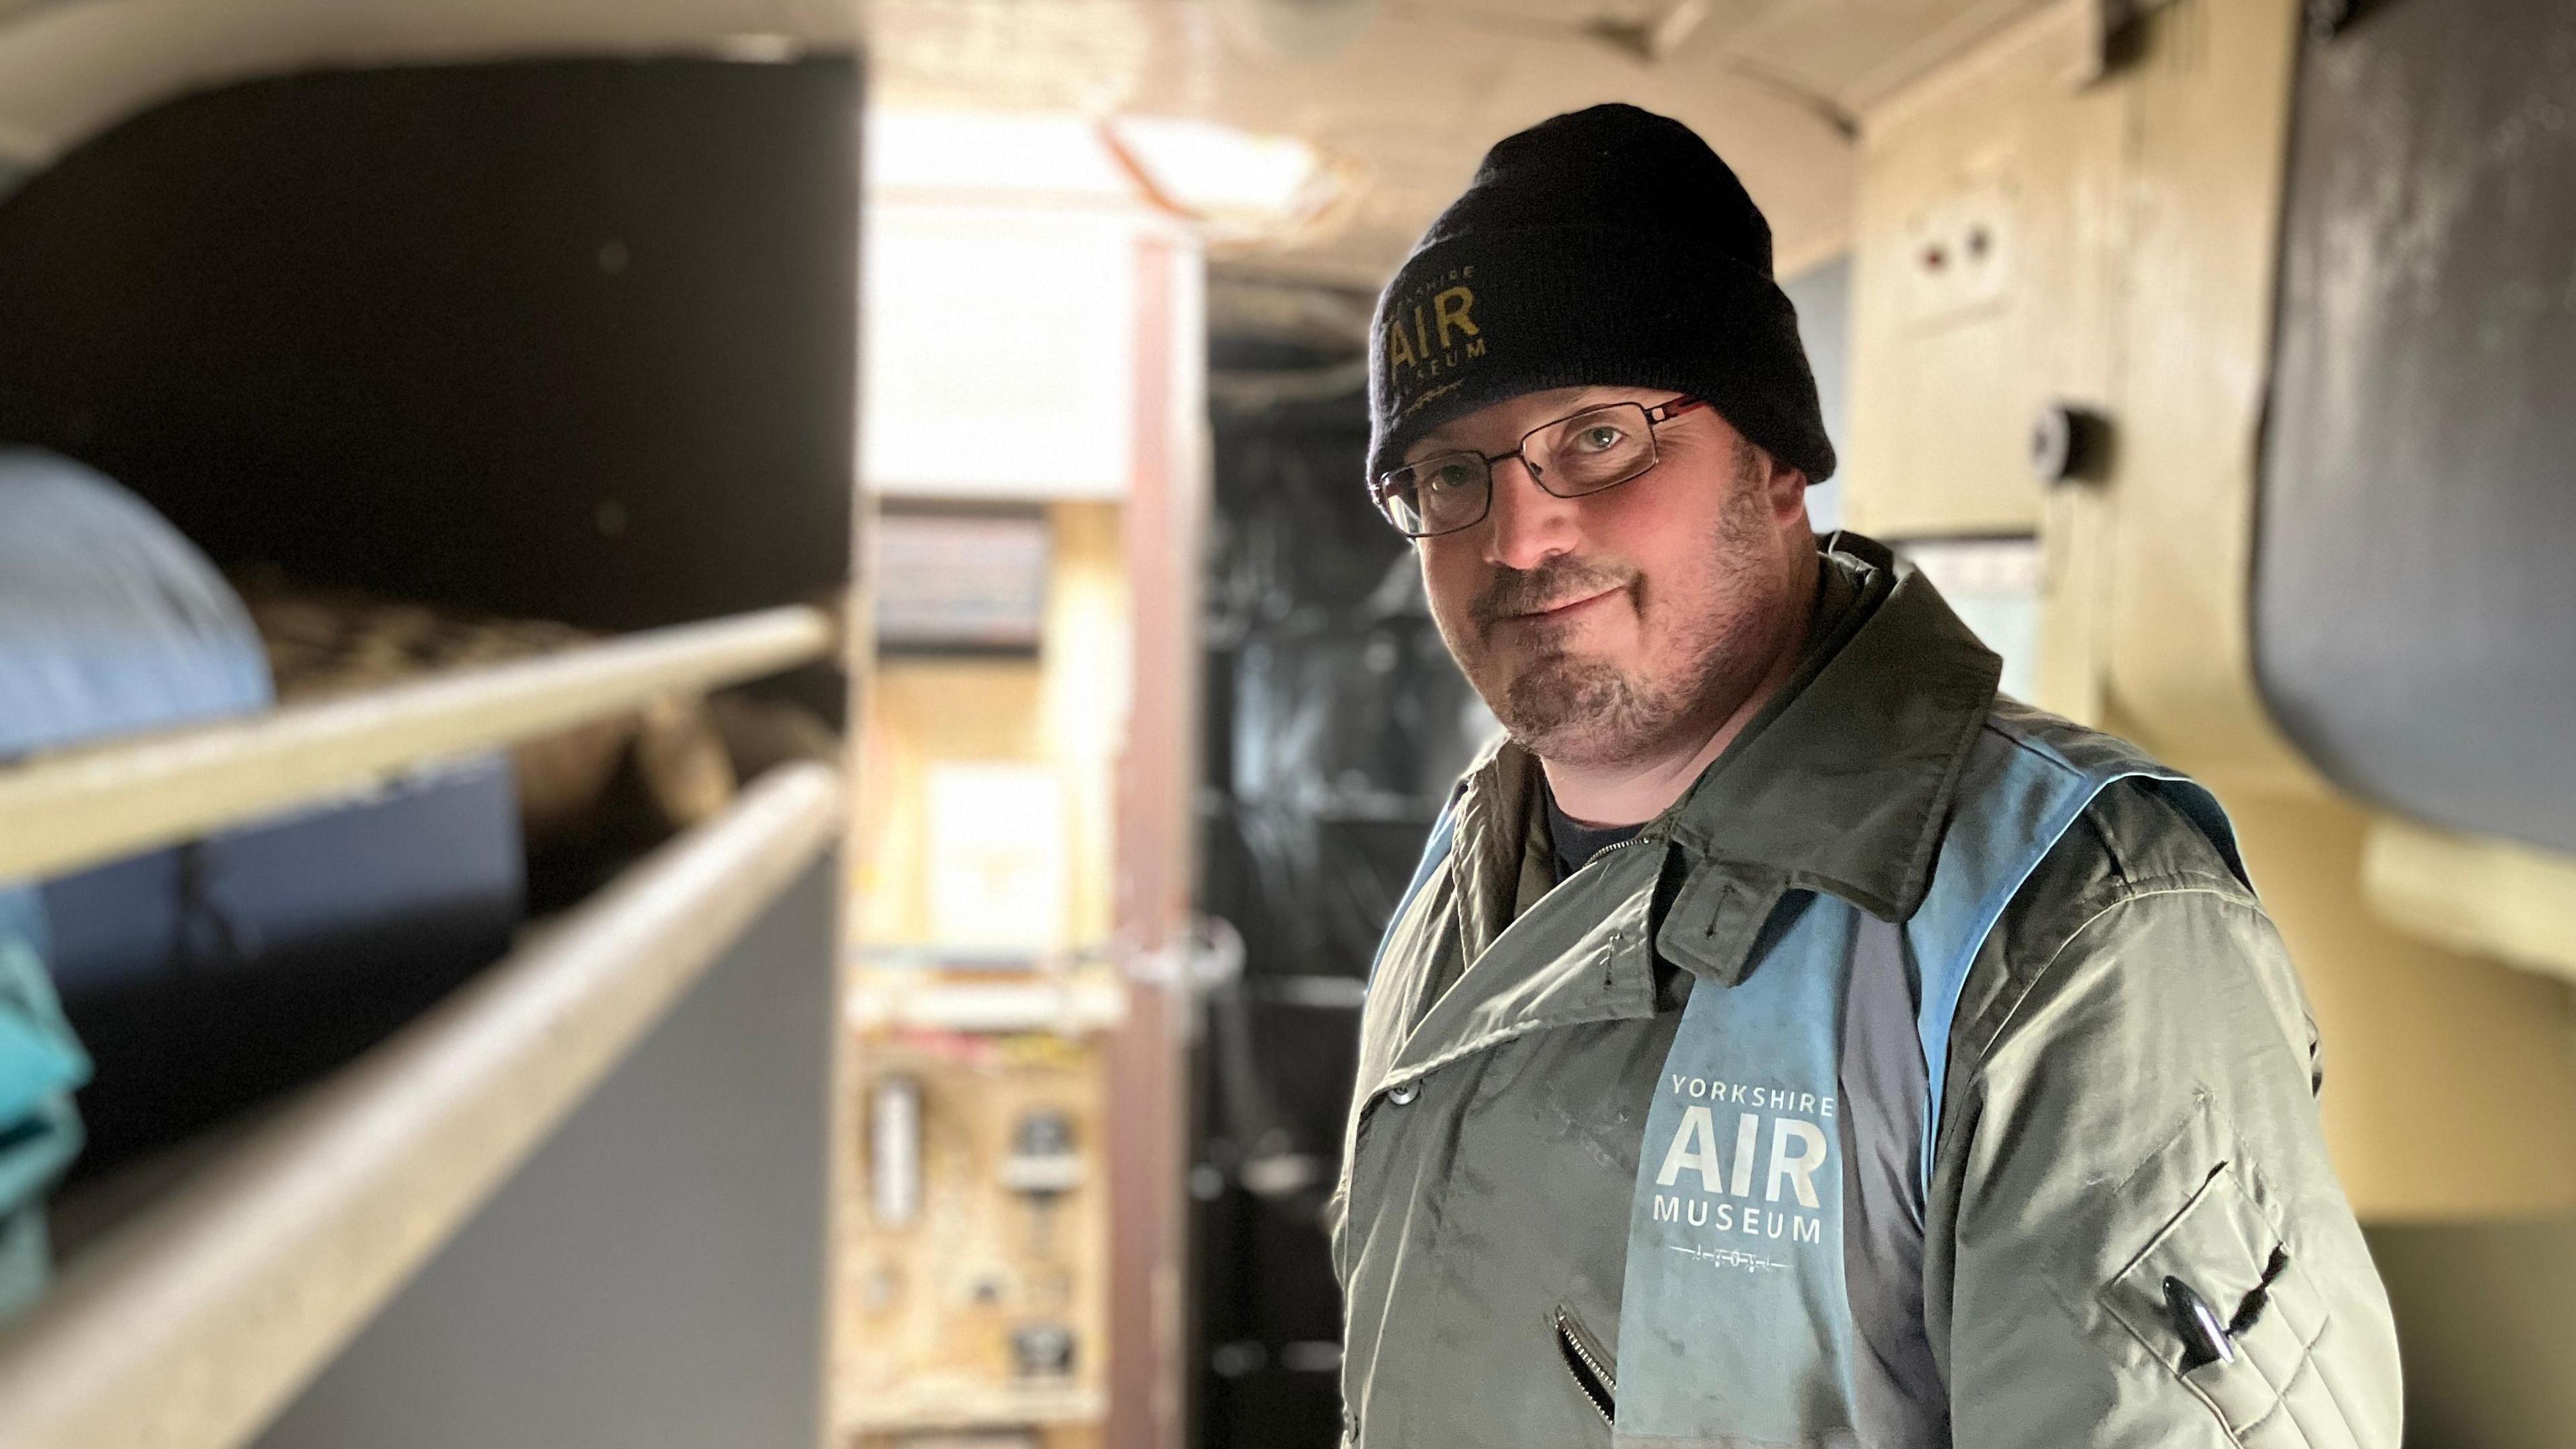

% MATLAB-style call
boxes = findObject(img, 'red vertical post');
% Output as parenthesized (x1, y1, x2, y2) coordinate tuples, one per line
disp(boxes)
(1107, 228, 1197, 1449)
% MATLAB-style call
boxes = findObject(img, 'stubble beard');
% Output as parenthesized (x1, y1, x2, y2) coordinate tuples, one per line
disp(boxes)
(1444, 454, 1784, 771)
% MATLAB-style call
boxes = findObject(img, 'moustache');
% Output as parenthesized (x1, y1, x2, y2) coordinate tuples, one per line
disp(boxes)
(1469, 557, 1638, 631)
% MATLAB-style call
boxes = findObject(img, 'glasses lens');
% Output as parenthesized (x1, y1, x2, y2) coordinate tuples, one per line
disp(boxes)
(1532, 404, 1657, 496)
(1375, 453, 1489, 537)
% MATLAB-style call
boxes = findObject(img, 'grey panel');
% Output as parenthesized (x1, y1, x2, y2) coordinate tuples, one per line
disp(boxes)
(1836, 916, 1945, 1449)
(2256, 0, 2576, 853)
(252, 855, 838, 1449)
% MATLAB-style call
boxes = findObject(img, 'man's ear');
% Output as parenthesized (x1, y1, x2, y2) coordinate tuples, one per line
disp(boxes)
(1765, 451, 1809, 519)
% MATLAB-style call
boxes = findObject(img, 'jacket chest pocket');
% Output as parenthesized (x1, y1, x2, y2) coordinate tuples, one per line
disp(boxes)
(2102, 1161, 2353, 1446)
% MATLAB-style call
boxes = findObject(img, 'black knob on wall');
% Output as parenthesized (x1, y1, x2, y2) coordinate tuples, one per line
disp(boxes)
(2031, 402, 2113, 485)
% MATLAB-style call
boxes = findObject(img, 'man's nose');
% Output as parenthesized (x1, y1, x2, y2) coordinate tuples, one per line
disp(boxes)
(1480, 457, 1580, 572)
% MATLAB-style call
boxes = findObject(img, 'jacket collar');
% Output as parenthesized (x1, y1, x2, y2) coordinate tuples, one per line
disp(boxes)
(1659, 534, 2001, 920)
(1462, 533, 2003, 985)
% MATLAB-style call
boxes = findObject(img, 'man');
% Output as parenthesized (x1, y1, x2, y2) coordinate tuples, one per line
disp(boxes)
(1327, 105, 2400, 1448)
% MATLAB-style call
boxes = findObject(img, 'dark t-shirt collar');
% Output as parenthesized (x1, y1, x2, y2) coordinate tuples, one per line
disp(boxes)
(1542, 782, 1645, 879)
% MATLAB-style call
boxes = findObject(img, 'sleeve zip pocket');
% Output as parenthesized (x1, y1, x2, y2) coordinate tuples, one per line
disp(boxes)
(1553, 1304, 1617, 1428)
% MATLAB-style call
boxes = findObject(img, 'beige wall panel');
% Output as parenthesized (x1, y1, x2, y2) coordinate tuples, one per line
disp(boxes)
(855, 502, 1128, 951)
(2097, 0, 2319, 790)
(842, 502, 1131, 1441)
(2363, 818, 2576, 985)
(857, 661, 1046, 947)
(2034, 476, 2114, 723)
(2224, 788, 2576, 1220)
(1855, 0, 2576, 1222)
(1845, 0, 2125, 539)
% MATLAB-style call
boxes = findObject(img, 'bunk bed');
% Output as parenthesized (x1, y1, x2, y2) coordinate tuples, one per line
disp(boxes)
(0, 48, 861, 1449)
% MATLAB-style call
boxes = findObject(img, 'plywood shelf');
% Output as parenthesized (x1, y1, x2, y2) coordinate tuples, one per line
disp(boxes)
(846, 965, 1130, 1037)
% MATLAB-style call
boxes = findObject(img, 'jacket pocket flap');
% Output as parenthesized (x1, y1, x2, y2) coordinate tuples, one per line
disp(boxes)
(2100, 1161, 2345, 1444)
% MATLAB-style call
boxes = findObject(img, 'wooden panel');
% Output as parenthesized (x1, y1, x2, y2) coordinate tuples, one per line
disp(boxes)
(1845, 0, 2126, 539)
(840, 1031, 1113, 1436)
(2222, 790, 2576, 1219)
(842, 494, 1133, 1440)
(2100, 0, 2316, 789)
(1104, 233, 1198, 1449)
(1847, 0, 2576, 1222)
(854, 502, 1126, 953)
(2110, 0, 2576, 1220)
(2362, 820, 2576, 986)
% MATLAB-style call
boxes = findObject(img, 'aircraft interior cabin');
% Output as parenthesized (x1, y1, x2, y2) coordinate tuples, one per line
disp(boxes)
(0, 0, 2571, 1446)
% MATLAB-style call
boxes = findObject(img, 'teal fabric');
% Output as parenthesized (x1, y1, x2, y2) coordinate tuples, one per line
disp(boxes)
(0, 447, 271, 1318)
(0, 886, 90, 1320)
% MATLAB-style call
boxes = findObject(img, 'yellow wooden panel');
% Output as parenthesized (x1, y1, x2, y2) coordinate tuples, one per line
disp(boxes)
(1845, 0, 2126, 538)
(841, 500, 1131, 1436)
(1035, 502, 1130, 951)
(1851, 0, 2576, 1222)
(2361, 819, 2576, 987)
(1849, 0, 2315, 784)
(2097, 0, 2318, 790)
(853, 502, 1128, 951)
(856, 660, 1048, 946)
(2220, 788, 2576, 1219)
(839, 1032, 1114, 1436)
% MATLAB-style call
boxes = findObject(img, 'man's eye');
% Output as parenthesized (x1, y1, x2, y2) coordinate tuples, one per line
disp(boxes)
(1428, 463, 1477, 493)
(1577, 425, 1624, 452)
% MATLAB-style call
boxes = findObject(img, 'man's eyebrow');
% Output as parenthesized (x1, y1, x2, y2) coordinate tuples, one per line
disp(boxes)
(1407, 391, 1627, 459)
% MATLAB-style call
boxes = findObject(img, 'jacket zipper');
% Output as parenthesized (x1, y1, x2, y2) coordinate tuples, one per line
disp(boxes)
(1574, 830, 1656, 875)
(1552, 1305, 1617, 1428)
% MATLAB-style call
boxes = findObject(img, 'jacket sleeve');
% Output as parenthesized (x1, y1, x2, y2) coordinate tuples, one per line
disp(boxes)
(1931, 859, 2403, 1448)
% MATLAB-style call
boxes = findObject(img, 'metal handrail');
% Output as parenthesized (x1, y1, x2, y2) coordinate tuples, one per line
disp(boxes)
(0, 761, 846, 1449)
(0, 602, 839, 882)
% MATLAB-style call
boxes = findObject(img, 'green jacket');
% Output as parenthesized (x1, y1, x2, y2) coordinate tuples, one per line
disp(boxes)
(1328, 538, 2400, 1447)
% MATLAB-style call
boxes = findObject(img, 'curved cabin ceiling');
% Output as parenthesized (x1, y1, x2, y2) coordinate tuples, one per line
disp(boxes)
(0, 0, 2054, 286)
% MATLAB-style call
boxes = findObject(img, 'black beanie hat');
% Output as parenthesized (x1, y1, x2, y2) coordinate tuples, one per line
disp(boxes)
(1365, 104, 1835, 488)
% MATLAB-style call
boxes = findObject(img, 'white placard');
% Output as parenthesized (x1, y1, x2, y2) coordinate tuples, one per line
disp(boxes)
(924, 762, 1071, 951)
(1897, 535, 2042, 702)
(863, 204, 1142, 500)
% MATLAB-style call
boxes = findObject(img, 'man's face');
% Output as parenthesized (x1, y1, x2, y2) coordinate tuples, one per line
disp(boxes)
(1409, 386, 1814, 769)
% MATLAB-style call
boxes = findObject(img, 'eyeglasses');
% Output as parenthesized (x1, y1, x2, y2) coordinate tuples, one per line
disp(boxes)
(1369, 396, 1713, 539)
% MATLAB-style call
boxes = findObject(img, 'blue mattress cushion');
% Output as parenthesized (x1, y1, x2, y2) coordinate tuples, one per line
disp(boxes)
(0, 447, 272, 759)
(0, 447, 269, 1317)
